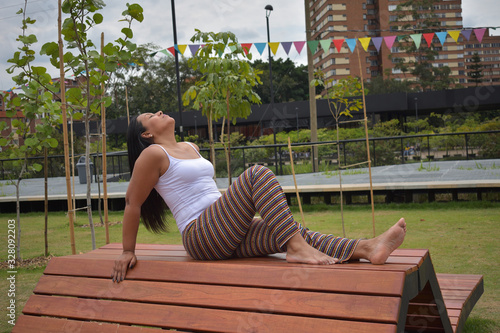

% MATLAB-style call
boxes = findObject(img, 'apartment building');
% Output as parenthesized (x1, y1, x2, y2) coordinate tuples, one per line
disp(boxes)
(309, 0, 500, 88)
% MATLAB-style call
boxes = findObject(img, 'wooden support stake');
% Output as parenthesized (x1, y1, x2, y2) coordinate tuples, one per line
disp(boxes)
(356, 46, 376, 237)
(125, 86, 130, 126)
(58, 0, 76, 254)
(101, 32, 109, 244)
(288, 137, 305, 226)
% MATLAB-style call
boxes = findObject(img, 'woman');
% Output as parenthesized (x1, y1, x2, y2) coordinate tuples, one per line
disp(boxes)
(111, 111, 406, 282)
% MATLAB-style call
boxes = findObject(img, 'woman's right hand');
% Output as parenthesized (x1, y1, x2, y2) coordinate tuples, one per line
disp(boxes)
(111, 251, 137, 283)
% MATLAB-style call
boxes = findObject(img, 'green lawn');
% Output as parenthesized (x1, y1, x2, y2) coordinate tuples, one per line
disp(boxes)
(1, 201, 499, 333)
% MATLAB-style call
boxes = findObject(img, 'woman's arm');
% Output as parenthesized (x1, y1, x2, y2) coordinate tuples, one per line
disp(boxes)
(111, 147, 166, 282)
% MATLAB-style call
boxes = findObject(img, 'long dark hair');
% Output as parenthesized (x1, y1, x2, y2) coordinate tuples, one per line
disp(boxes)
(127, 116, 168, 233)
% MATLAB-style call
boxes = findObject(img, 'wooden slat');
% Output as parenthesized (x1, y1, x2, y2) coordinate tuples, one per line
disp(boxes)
(34, 275, 401, 323)
(23, 295, 397, 333)
(12, 315, 176, 333)
(43, 257, 407, 296)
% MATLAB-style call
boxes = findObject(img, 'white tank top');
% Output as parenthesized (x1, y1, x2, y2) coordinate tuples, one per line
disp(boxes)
(152, 143, 221, 233)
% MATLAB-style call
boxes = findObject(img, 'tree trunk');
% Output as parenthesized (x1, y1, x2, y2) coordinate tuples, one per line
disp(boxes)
(85, 105, 96, 250)
(226, 92, 232, 186)
(15, 158, 27, 261)
(207, 111, 216, 180)
(336, 122, 346, 238)
(44, 147, 49, 257)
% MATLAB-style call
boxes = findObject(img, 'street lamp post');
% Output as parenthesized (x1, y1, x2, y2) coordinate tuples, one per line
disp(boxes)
(265, 4, 279, 175)
(171, 0, 184, 140)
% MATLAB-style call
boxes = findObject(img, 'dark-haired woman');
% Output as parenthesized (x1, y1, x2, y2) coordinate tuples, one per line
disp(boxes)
(111, 111, 407, 283)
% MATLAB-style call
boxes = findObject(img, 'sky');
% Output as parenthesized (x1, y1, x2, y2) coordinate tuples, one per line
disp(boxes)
(0, 0, 499, 91)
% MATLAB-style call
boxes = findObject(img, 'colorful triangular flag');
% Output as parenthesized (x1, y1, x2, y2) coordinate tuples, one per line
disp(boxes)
(448, 30, 461, 43)
(254, 42, 267, 55)
(333, 39, 344, 53)
(189, 44, 200, 55)
(461, 29, 472, 41)
(474, 28, 486, 43)
(177, 45, 187, 55)
(423, 33, 434, 47)
(359, 37, 371, 51)
(228, 45, 237, 53)
(269, 42, 280, 55)
(281, 41, 292, 55)
(435, 32, 448, 45)
(410, 34, 422, 49)
(384, 36, 397, 49)
(241, 43, 252, 55)
(371, 37, 383, 52)
(167, 47, 176, 56)
(319, 39, 331, 53)
(307, 40, 319, 53)
(294, 41, 306, 54)
(345, 38, 357, 52)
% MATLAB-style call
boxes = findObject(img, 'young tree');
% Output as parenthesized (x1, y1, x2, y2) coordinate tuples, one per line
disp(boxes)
(311, 74, 363, 236)
(183, 30, 262, 185)
(468, 52, 483, 86)
(390, 0, 454, 91)
(3, 4, 61, 260)
(42, 1, 143, 249)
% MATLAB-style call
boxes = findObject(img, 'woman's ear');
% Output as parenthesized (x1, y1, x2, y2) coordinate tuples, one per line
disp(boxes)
(141, 132, 153, 139)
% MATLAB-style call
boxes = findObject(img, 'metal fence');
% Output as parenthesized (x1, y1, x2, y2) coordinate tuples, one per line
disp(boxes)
(1, 130, 498, 181)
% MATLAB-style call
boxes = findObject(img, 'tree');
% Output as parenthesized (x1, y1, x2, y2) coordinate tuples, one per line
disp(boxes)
(311, 74, 363, 236)
(3, 4, 61, 260)
(468, 52, 483, 86)
(390, 0, 454, 91)
(42, 1, 143, 249)
(364, 75, 414, 95)
(183, 30, 262, 185)
(251, 58, 309, 104)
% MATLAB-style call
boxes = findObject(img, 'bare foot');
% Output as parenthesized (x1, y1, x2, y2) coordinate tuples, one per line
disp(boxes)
(285, 233, 338, 265)
(367, 218, 407, 265)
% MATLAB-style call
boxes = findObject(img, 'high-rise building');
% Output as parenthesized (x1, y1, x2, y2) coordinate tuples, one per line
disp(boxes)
(308, 0, 500, 88)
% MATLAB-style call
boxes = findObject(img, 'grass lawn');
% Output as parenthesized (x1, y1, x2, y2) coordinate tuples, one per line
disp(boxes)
(1, 201, 499, 332)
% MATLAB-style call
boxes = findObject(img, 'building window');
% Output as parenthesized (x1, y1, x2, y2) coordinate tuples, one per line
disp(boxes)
(363, 3, 366, 9)
(388, 5, 397, 11)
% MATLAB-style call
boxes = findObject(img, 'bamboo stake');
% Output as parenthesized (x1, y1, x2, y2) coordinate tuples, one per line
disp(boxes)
(356, 46, 376, 237)
(70, 114, 76, 223)
(287, 137, 305, 226)
(58, 0, 76, 254)
(101, 32, 109, 244)
(125, 86, 130, 126)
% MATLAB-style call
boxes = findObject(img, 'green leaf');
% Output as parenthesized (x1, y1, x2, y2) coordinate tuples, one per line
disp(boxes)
(24, 137, 38, 147)
(40, 42, 59, 56)
(32, 163, 43, 172)
(47, 138, 58, 148)
(31, 66, 47, 75)
(121, 28, 133, 39)
(93, 13, 103, 24)
(127, 3, 144, 22)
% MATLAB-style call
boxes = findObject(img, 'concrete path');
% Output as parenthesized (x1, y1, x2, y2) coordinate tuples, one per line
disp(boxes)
(1, 159, 499, 203)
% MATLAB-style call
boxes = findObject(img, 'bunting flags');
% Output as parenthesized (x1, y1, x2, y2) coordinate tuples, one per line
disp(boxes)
(372, 37, 383, 52)
(474, 28, 486, 43)
(423, 33, 434, 46)
(410, 34, 422, 49)
(281, 41, 292, 55)
(359, 37, 371, 51)
(448, 30, 461, 43)
(150, 28, 491, 59)
(436, 31, 448, 45)
(384, 36, 397, 50)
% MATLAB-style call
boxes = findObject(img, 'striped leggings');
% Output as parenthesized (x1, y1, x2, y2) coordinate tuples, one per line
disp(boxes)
(182, 165, 360, 262)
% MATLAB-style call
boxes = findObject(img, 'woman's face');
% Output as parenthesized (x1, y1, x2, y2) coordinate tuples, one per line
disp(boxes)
(137, 111, 175, 139)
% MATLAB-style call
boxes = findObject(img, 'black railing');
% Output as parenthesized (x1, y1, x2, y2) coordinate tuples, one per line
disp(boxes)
(0, 130, 498, 180)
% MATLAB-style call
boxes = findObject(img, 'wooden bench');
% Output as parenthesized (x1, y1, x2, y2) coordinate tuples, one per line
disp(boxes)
(13, 244, 483, 333)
